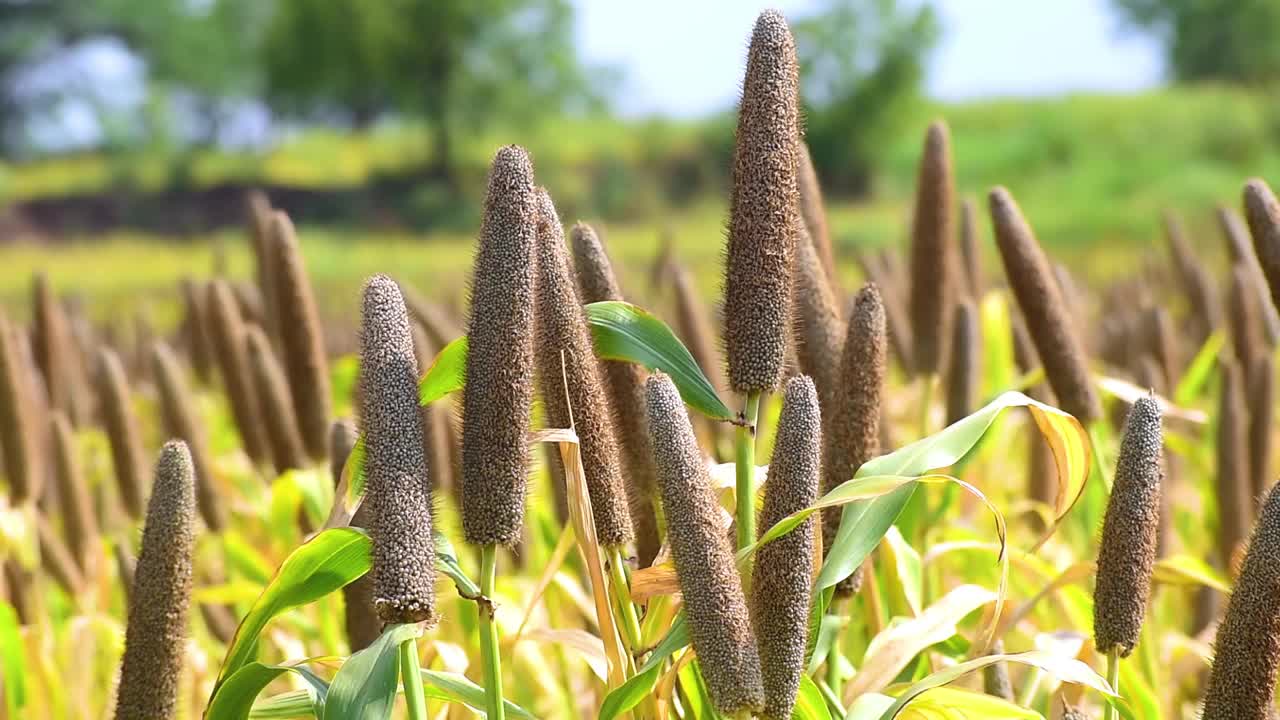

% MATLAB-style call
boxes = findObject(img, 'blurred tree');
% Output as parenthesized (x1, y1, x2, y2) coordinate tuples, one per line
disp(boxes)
(793, 0, 941, 196)
(262, 0, 606, 187)
(1113, 0, 1280, 84)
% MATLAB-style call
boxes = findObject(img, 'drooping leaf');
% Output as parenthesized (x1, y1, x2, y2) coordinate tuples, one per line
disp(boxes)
(598, 614, 688, 720)
(249, 689, 319, 719)
(0, 602, 24, 715)
(1153, 554, 1231, 593)
(417, 336, 467, 407)
(323, 624, 420, 720)
(792, 675, 834, 720)
(1174, 329, 1224, 405)
(416, 669, 539, 719)
(584, 300, 732, 420)
(206, 661, 328, 720)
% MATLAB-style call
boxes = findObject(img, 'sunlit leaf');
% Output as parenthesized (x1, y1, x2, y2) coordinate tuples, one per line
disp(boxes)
(1153, 553, 1230, 592)
(1174, 329, 1225, 405)
(417, 669, 538, 719)
(598, 615, 688, 720)
(324, 623, 419, 720)
(0, 602, 24, 715)
(206, 660, 328, 720)
(793, 675, 834, 720)
(417, 336, 467, 407)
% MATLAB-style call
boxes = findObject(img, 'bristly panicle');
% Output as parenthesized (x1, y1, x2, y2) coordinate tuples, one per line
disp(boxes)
(1227, 264, 1266, 366)
(944, 299, 980, 426)
(111, 441, 196, 720)
(460, 145, 538, 547)
(0, 312, 41, 504)
(150, 341, 225, 532)
(179, 278, 214, 383)
(1217, 358, 1253, 569)
(246, 326, 309, 475)
(989, 186, 1101, 423)
(50, 412, 99, 577)
(646, 373, 763, 714)
(1244, 178, 1280, 318)
(1248, 351, 1275, 505)
(1201, 481, 1280, 720)
(1164, 210, 1221, 343)
(1092, 395, 1163, 657)
(96, 348, 148, 519)
(722, 9, 801, 394)
(797, 142, 837, 287)
(908, 120, 958, 376)
(752, 376, 821, 720)
(359, 275, 436, 625)
(791, 224, 844, 418)
(205, 279, 270, 464)
(959, 196, 984, 301)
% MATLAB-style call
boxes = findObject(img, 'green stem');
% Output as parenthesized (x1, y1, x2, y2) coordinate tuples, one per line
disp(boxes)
(400, 638, 429, 720)
(607, 547, 643, 658)
(1104, 649, 1120, 720)
(478, 544, 506, 720)
(735, 392, 762, 552)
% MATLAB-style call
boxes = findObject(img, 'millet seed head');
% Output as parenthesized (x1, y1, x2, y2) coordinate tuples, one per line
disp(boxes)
(1228, 263, 1266, 366)
(791, 224, 844, 418)
(329, 418, 358, 490)
(1216, 357, 1253, 569)
(1092, 395, 1163, 657)
(268, 211, 332, 460)
(908, 120, 958, 375)
(944, 299, 980, 426)
(150, 340, 225, 532)
(1201, 481, 1280, 720)
(821, 283, 886, 594)
(646, 373, 763, 714)
(112, 440, 196, 720)
(1248, 351, 1275, 503)
(246, 326, 309, 475)
(797, 142, 837, 287)
(95, 347, 147, 519)
(179, 277, 214, 383)
(989, 186, 1101, 422)
(359, 275, 436, 625)
(460, 145, 538, 547)
(722, 9, 801, 394)
(0, 312, 41, 504)
(959, 196, 983, 300)
(205, 279, 269, 464)
(50, 411, 98, 576)
(752, 375, 821, 720)
(1244, 178, 1280, 318)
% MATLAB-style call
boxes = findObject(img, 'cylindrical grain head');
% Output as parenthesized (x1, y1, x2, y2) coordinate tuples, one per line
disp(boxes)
(752, 376, 820, 720)
(722, 9, 801, 394)
(646, 373, 763, 714)
(50, 412, 98, 577)
(1164, 210, 1221, 342)
(1248, 351, 1275, 504)
(112, 441, 196, 720)
(944, 299, 980, 426)
(460, 145, 538, 547)
(329, 418, 358, 491)
(570, 222, 662, 566)
(246, 326, 309, 475)
(268, 212, 332, 460)
(791, 225, 844, 417)
(150, 341, 225, 532)
(533, 190, 632, 546)
(205, 279, 270, 464)
(1217, 358, 1253, 568)
(1093, 395, 1163, 657)
(1244, 178, 1280, 317)
(32, 272, 80, 423)
(982, 640, 1014, 700)
(989, 186, 1101, 422)
(0, 313, 40, 504)
(857, 250, 913, 371)
(359, 275, 436, 625)
(908, 120, 957, 375)
(1220, 203, 1280, 345)
(1228, 264, 1266, 366)
(959, 196, 983, 300)
(179, 278, 214, 383)
(1144, 306, 1179, 392)
(821, 284, 886, 593)
(36, 512, 83, 595)
(1201, 481, 1280, 720)
(797, 142, 837, 287)
(1062, 702, 1090, 720)
(96, 348, 147, 519)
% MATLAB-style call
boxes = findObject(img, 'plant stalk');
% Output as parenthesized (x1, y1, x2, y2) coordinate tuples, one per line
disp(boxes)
(478, 544, 506, 720)
(607, 547, 643, 658)
(1105, 648, 1120, 720)
(400, 638, 429, 720)
(735, 392, 762, 552)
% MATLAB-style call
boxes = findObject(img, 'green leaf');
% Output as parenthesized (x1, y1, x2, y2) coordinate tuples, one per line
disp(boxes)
(1153, 553, 1231, 592)
(207, 661, 327, 720)
(324, 623, 420, 720)
(677, 660, 715, 719)
(250, 689, 319, 718)
(792, 675, 834, 720)
(598, 614, 689, 720)
(1174, 329, 1224, 405)
(584, 301, 732, 420)
(434, 530, 481, 598)
(214, 528, 372, 688)
(418, 336, 467, 407)
(881, 526, 923, 616)
(417, 669, 539, 719)
(819, 391, 1089, 591)
(0, 602, 24, 714)
(844, 693, 895, 720)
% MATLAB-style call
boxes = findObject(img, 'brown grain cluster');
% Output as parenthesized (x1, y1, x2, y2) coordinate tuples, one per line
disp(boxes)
(246, 326, 309, 475)
(0, 312, 41, 504)
(944, 299, 980, 426)
(151, 341, 225, 531)
(908, 121, 957, 376)
(205, 279, 269, 464)
(95, 348, 148, 519)
(791, 224, 844, 414)
(1217, 358, 1253, 568)
(460, 145, 539, 547)
(722, 9, 800, 394)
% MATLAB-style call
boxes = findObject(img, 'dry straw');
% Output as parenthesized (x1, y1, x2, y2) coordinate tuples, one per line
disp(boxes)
(908, 120, 957, 376)
(151, 340, 225, 532)
(1201, 481, 1280, 720)
(722, 9, 800, 394)
(1092, 395, 1162, 657)
(792, 224, 844, 415)
(944, 299, 980, 426)
(112, 441, 196, 720)
(360, 275, 436, 625)
(246, 326, 309, 475)
(179, 278, 214, 383)
(821, 284, 886, 595)
(50, 412, 99, 576)
(533, 190, 633, 547)
(206, 279, 270, 464)
(959, 197, 983, 300)
(797, 142, 837, 286)
(646, 373, 763, 714)
(460, 145, 538, 547)
(752, 376, 820, 720)
(268, 211, 332, 460)
(0, 312, 41, 504)
(330, 418, 381, 651)
(989, 186, 1101, 423)
(569, 221, 662, 566)
(1217, 358, 1253, 568)
(95, 348, 148, 519)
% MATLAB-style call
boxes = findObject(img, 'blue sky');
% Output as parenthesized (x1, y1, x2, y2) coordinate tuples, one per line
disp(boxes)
(575, 0, 1165, 117)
